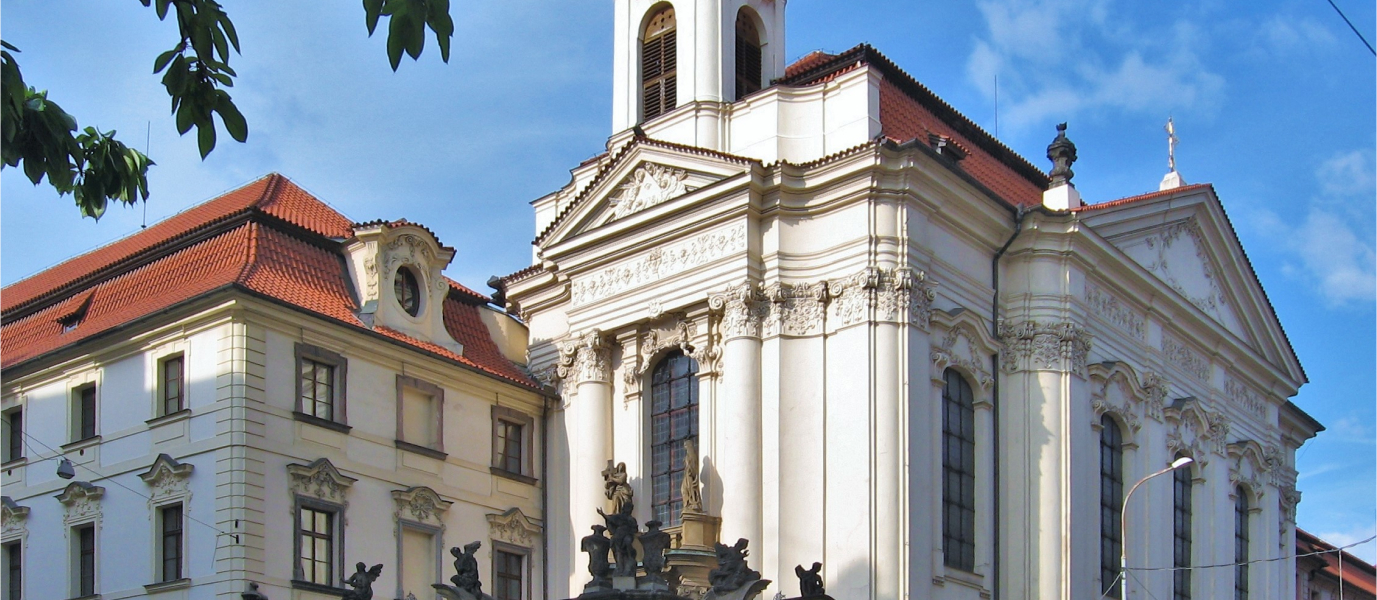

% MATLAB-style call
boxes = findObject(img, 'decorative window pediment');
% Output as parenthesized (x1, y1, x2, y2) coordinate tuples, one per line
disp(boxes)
(930, 313, 997, 391)
(1087, 362, 1170, 434)
(140, 453, 195, 505)
(487, 507, 541, 549)
(1226, 440, 1281, 501)
(392, 486, 452, 528)
(1165, 397, 1230, 466)
(2, 496, 29, 540)
(287, 458, 357, 504)
(56, 481, 105, 526)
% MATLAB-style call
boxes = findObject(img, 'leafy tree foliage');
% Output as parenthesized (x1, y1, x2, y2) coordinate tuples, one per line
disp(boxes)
(1, 0, 454, 219)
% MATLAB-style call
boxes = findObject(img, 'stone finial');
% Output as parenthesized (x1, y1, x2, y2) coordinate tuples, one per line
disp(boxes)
(1047, 122, 1077, 187)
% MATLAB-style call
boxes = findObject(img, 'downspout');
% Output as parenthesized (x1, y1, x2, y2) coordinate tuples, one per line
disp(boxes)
(989, 205, 1026, 600)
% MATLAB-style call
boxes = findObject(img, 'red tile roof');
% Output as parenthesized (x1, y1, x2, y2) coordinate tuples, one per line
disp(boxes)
(779, 44, 1050, 207)
(1073, 183, 1212, 212)
(1, 176, 537, 390)
(1297, 528, 1376, 596)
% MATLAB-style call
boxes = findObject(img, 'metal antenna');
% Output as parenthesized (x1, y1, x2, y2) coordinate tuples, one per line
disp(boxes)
(142, 121, 151, 229)
(994, 75, 999, 138)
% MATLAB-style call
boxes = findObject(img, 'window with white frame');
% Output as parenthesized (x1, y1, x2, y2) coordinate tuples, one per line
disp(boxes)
(72, 384, 97, 442)
(1172, 455, 1193, 600)
(1234, 488, 1250, 600)
(297, 504, 337, 586)
(491, 406, 535, 481)
(159, 354, 185, 417)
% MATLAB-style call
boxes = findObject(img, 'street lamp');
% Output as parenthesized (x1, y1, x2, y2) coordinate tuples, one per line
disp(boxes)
(1120, 456, 1194, 599)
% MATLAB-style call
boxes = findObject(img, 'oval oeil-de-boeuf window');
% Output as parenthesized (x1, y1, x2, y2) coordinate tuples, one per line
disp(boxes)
(395, 267, 421, 316)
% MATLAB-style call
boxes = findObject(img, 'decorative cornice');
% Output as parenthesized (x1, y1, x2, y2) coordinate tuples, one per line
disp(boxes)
(709, 282, 770, 341)
(997, 319, 1092, 376)
(570, 224, 747, 306)
(1162, 333, 1209, 381)
(392, 486, 452, 527)
(56, 481, 105, 525)
(1224, 377, 1268, 419)
(287, 458, 357, 503)
(557, 329, 612, 384)
(1084, 282, 1145, 341)
(487, 507, 542, 548)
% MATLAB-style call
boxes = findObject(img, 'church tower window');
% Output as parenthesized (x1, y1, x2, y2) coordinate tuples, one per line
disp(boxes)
(641, 6, 677, 121)
(734, 9, 762, 100)
(649, 350, 698, 525)
(941, 368, 976, 571)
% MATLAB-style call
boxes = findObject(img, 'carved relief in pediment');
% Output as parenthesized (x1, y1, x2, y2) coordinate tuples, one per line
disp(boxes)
(140, 453, 195, 507)
(1142, 219, 1228, 318)
(1, 497, 29, 540)
(392, 486, 452, 528)
(487, 507, 542, 549)
(607, 164, 690, 220)
(57, 481, 105, 526)
(287, 458, 357, 504)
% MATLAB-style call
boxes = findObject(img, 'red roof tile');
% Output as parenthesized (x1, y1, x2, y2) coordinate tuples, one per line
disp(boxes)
(1073, 183, 1212, 212)
(1297, 528, 1376, 595)
(1, 176, 538, 390)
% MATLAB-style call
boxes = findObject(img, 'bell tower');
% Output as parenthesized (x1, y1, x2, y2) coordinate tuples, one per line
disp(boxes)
(611, 0, 786, 147)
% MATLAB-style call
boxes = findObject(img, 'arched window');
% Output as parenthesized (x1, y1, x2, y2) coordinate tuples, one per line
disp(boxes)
(395, 267, 421, 316)
(1172, 454, 1193, 600)
(734, 9, 762, 100)
(1234, 489, 1250, 600)
(641, 6, 677, 121)
(941, 368, 976, 571)
(1099, 416, 1124, 598)
(650, 350, 698, 525)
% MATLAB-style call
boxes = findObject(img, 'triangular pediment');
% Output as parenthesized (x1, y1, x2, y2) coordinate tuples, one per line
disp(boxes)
(1081, 185, 1303, 383)
(536, 139, 756, 248)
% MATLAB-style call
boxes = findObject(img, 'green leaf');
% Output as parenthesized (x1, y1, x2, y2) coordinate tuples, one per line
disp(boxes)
(175, 102, 194, 134)
(196, 121, 216, 159)
(386, 20, 406, 70)
(219, 13, 240, 53)
(211, 27, 229, 64)
(155, 0, 171, 20)
(364, 0, 385, 35)
(153, 49, 178, 73)
(216, 95, 248, 142)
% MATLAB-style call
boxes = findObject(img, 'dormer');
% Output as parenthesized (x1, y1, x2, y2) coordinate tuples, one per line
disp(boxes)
(612, 0, 787, 140)
(343, 221, 464, 355)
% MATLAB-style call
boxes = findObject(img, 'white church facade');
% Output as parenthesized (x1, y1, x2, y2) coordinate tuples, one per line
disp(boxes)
(504, 2, 1321, 600)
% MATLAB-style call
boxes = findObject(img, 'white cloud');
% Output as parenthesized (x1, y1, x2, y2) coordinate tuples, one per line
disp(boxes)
(966, 0, 1224, 132)
(1318, 150, 1377, 198)
(1259, 16, 1338, 54)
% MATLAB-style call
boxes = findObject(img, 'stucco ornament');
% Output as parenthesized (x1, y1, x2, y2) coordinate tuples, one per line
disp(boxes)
(1, 496, 30, 540)
(828, 268, 879, 327)
(1139, 372, 1169, 421)
(1278, 485, 1302, 524)
(57, 481, 105, 526)
(571, 224, 746, 306)
(1161, 333, 1209, 381)
(1084, 282, 1145, 340)
(997, 319, 1092, 376)
(392, 486, 452, 526)
(1227, 440, 1276, 500)
(1224, 377, 1268, 419)
(140, 453, 195, 506)
(557, 329, 612, 384)
(363, 250, 380, 302)
(487, 507, 542, 548)
(763, 281, 828, 337)
(1143, 219, 1228, 317)
(710, 282, 770, 340)
(608, 163, 689, 220)
(287, 457, 357, 503)
(1165, 398, 1230, 465)
(385, 233, 438, 273)
(930, 324, 994, 389)
(638, 314, 698, 373)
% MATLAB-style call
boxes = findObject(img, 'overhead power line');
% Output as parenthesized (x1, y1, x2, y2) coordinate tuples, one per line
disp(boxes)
(1324, 0, 1376, 56)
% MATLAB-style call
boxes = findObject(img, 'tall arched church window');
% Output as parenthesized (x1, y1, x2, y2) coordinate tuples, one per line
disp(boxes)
(734, 10, 762, 100)
(650, 350, 698, 525)
(1099, 416, 1124, 598)
(1234, 489, 1250, 600)
(1172, 454, 1194, 600)
(641, 6, 677, 121)
(941, 368, 976, 571)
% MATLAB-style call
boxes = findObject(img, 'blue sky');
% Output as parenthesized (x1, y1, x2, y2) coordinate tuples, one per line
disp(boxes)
(3, 0, 1373, 562)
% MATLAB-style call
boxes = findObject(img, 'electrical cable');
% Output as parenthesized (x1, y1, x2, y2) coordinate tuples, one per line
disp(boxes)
(1323, 0, 1376, 55)
(1126, 535, 1376, 572)
(9, 424, 239, 545)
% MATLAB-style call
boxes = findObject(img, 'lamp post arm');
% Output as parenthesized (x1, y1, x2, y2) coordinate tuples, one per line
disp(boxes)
(1120, 460, 1192, 599)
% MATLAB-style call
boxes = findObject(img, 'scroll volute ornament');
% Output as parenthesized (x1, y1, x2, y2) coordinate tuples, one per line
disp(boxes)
(557, 329, 612, 384)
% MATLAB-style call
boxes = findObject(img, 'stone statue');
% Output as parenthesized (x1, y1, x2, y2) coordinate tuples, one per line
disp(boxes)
(602, 461, 633, 514)
(640, 520, 672, 577)
(681, 439, 703, 513)
(580, 524, 613, 588)
(451, 541, 484, 596)
(709, 538, 761, 593)
(794, 563, 824, 597)
(1046, 122, 1077, 187)
(341, 563, 384, 600)
(597, 501, 639, 577)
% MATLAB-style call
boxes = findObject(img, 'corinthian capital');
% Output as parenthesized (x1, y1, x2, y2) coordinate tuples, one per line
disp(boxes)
(997, 319, 1092, 376)
(556, 329, 612, 384)
(709, 282, 769, 340)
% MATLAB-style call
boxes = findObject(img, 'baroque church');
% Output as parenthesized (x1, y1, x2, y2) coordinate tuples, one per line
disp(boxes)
(0, 2, 1330, 600)
(504, 2, 1318, 600)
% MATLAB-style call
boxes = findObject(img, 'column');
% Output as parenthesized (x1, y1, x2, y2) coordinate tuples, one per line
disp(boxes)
(557, 328, 613, 592)
(710, 282, 766, 551)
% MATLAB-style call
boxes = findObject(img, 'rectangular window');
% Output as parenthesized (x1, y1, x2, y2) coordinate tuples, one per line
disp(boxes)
(1235, 492, 1250, 600)
(1172, 463, 1193, 600)
(494, 550, 523, 600)
(161, 355, 185, 416)
(4, 408, 21, 463)
(397, 376, 444, 452)
(497, 421, 523, 473)
(400, 527, 436, 599)
(75, 524, 96, 597)
(1100, 417, 1124, 598)
(299, 506, 334, 585)
(5, 542, 20, 600)
(295, 344, 347, 426)
(74, 385, 97, 442)
(160, 504, 184, 582)
(941, 369, 977, 572)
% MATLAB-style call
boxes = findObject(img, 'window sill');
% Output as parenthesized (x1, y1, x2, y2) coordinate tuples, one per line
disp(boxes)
(293, 411, 352, 434)
(146, 409, 191, 428)
(61, 435, 101, 452)
(395, 439, 448, 460)
(490, 466, 538, 486)
(935, 566, 986, 593)
(292, 580, 346, 596)
(144, 578, 191, 593)
(2, 456, 26, 470)
(68, 595, 102, 600)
